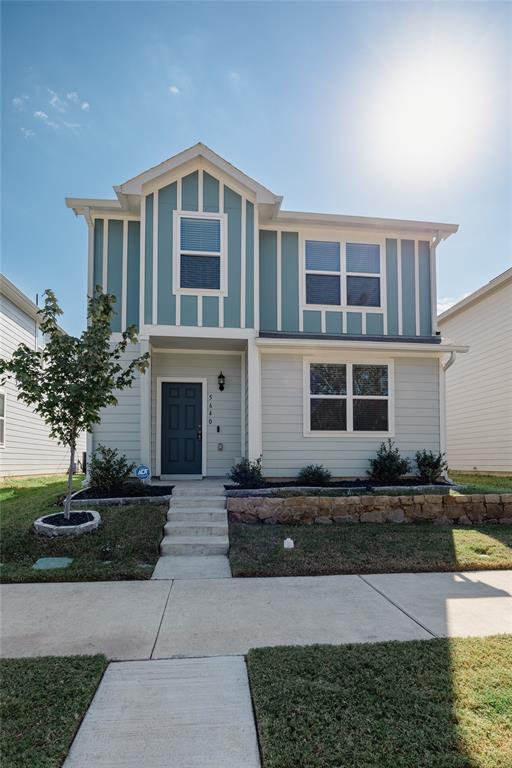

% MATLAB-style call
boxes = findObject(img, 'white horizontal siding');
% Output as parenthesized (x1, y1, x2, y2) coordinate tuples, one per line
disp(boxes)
(151, 352, 242, 476)
(439, 279, 512, 473)
(261, 354, 440, 477)
(91, 344, 142, 466)
(0, 295, 86, 477)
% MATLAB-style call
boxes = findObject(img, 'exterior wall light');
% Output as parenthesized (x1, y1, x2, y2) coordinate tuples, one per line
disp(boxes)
(218, 371, 226, 391)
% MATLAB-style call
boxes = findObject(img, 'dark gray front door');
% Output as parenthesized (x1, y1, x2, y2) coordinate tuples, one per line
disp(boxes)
(161, 382, 202, 474)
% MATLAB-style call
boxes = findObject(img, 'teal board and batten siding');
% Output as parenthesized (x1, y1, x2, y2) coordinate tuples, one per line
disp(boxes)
(261, 355, 440, 477)
(137, 171, 254, 329)
(259, 232, 433, 338)
(94, 218, 141, 332)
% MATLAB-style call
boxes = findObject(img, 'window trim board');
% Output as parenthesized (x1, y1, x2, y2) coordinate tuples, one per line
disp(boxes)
(302, 356, 395, 438)
(172, 210, 228, 297)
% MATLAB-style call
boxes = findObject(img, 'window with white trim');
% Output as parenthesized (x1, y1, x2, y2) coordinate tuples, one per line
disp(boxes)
(304, 240, 382, 308)
(176, 212, 225, 293)
(0, 393, 5, 447)
(346, 243, 381, 307)
(307, 362, 390, 433)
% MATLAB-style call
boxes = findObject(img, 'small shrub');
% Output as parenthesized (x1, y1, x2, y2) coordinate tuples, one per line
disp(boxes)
(229, 457, 264, 489)
(415, 450, 448, 483)
(297, 464, 332, 486)
(368, 439, 411, 483)
(89, 445, 135, 494)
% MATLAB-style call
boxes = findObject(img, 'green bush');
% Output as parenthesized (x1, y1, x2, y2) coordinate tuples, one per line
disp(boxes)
(89, 445, 135, 494)
(415, 450, 448, 483)
(297, 464, 332, 486)
(229, 457, 264, 489)
(368, 440, 411, 483)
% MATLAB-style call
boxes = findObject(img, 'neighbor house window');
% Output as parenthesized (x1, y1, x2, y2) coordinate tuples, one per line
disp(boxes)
(346, 243, 381, 307)
(175, 212, 225, 293)
(306, 361, 391, 434)
(305, 240, 341, 305)
(0, 393, 5, 447)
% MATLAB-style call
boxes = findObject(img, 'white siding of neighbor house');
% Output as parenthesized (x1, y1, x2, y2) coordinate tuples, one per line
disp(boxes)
(261, 354, 440, 477)
(151, 352, 242, 476)
(0, 294, 86, 477)
(439, 279, 512, 473)
(91, 344, 143, 466)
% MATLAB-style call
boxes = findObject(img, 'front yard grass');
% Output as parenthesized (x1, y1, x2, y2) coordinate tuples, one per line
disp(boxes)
(1, 655, 108, 768)
(248, 635, 512, 768)
(229, 521, 512, 577)
(0, 475, 166, 583)
(450, 472, 512, 494)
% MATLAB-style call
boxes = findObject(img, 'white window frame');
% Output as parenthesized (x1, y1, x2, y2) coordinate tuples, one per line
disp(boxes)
(303, 356, 395, 438)
(172, 210, 228, 297)
(302, 234, 385, 312)
(0, 391, 5, 448)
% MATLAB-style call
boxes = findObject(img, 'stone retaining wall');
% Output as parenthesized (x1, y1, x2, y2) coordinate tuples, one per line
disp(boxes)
(227, 494, 512, 525)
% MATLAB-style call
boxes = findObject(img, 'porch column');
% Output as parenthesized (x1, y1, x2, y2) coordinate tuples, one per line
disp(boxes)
(139, 338, 152, 471)
(246, 338, 262, 460)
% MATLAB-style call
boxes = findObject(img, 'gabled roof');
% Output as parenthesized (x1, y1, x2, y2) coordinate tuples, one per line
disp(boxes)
(66, 143, 458, 239)
(0, 273, 40, 322)
(438, 267, 512, 322)
(117, 142, 281, 205)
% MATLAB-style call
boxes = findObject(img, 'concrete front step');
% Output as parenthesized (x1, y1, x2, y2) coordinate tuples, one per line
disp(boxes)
(167, 509, 227, 523)
(160, 535, 229, 556)
(164, 521, 229, 537)
(172, 486, 226, 497)
(170, 497, 225, 509)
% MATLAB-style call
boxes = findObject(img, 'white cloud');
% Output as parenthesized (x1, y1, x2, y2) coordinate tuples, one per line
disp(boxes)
(66, 91, 79, 103)
(12, 96, 25, 111)
(63, 121, 80, 129)
(20, 127, 35, 139)
(437, 293, 469, 315)
(168, 84, 180, 95)
(48, 89, 66, 112)
(81, 101, 90, 111)
(34, 110, 48, 120)
(228, 70, 241, 88)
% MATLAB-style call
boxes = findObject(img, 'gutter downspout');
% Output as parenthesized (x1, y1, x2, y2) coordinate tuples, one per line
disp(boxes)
(440, 350, 457, 481)
(443, 350, 456, 372)
(430, 233, 443, 336)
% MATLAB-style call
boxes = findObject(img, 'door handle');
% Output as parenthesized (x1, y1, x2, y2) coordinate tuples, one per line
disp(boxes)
(197, 426, 202, 441)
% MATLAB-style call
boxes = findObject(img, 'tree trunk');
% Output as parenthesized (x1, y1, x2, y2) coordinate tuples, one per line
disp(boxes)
(64, 444, 75, 520)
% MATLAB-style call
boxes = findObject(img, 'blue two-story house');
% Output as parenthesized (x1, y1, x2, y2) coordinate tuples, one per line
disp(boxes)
(67, 143, 464, 479)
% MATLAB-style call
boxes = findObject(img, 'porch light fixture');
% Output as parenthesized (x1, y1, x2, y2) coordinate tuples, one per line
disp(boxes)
(218, 371, 226, 391)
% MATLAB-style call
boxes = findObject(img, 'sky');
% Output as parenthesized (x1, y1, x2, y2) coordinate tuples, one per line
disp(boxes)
(1, 0, 511, 336)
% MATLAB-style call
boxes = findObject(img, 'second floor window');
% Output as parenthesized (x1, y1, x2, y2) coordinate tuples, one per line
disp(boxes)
(305, 240, 381, 308)
(177, 214, 224, 292)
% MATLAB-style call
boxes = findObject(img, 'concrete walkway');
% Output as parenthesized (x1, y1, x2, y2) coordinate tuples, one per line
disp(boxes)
(64, 656, 260, 768)
(2, 570, 511, 660)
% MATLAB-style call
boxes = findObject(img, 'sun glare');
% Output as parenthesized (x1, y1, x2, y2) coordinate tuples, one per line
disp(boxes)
(367, 42, 493, 184)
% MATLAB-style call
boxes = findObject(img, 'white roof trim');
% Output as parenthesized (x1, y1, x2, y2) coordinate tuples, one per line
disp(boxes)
(256, 336, 468, 355)
(118, 142, 280, 204)
(274, 210, 458, 237)
(0, 274, 40, 321)
(438, 267, 512, 322)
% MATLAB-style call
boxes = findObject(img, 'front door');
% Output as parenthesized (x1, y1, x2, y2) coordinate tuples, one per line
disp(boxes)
(161, 382, 203, 475)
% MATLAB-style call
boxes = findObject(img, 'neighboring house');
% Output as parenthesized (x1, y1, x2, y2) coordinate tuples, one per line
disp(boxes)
(438, 268, 512, 475)
(67, 143, 465, 479)
(0, 275, 86, 477)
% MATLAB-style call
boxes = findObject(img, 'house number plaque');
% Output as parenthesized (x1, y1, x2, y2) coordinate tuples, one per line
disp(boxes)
(208, 393, 213, 424)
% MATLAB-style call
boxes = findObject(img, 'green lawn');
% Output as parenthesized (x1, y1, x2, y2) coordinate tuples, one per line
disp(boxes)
(229, 521, 512, 577)
(0, 475, 166, 582)
(248, 635, 512, 768)
(1, 655, 107, 768)
(450, 472, 512, 494)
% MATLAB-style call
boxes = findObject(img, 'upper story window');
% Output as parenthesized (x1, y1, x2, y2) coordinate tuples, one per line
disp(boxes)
(304, 240, 381, 308)
(174, 211, 226, 295)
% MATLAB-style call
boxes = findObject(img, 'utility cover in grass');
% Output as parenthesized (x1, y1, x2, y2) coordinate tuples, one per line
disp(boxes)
(33, 557, 73, 570)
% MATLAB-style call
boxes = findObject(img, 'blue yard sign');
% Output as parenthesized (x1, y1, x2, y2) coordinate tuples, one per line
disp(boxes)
(135, 464, 150, 481)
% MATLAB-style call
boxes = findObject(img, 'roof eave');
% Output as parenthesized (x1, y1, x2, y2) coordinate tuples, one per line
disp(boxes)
(274, 210, 458, 237)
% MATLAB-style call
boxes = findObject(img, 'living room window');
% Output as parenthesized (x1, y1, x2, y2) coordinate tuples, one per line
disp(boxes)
(173, 211, 226, 295)
(305, 360, 392, 435)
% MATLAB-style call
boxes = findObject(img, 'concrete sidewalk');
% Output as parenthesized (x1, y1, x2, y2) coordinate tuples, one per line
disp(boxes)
(1, 570, 511, 660)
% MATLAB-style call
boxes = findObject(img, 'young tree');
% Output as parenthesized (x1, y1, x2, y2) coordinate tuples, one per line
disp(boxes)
(0, 288, 149, 519)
